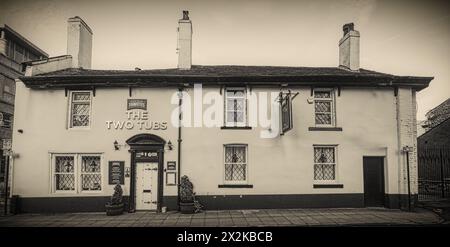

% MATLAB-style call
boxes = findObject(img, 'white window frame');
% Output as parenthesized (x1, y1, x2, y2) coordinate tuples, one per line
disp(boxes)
(224, 87, 247, 127)
(313, 88, 336, 127)
(313, 145, 339, 184)
(68, 91, 93, 129)
(51, 153, 103, 194)
(52, 154, 77, 194)
(223, 144, 249, 185)
(79, 154, 103, 193)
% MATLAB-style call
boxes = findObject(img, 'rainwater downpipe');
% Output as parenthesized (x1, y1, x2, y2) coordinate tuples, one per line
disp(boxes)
(177, 88, 183, 210)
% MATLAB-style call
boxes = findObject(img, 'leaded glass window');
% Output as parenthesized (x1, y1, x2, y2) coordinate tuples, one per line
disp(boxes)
(70, 91, 91, 128)
(313, 146, 337, 181)
(54, 156, 75, 191)
(225, 88, 246, 126)
(224, 145, 247, 183)
(81, 156, 102, 191)
(314, 89, 335, 126)
(52, 154, 102, 193)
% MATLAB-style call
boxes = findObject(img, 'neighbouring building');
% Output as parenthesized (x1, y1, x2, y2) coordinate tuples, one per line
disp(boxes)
(0, 25, 48, 192)
(420, 98, 450, 133)
(418, 98, 450, 147)
(11, 13, 433, 213)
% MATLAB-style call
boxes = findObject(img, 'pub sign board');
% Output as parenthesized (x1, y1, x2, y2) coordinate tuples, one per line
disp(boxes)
(281, 94, 293, 134)
(109, 161, 125, 185)
(127, 99, 147, 110)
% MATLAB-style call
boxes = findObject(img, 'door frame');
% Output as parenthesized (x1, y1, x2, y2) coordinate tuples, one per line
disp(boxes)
(127, 134, 165, 212)
(362, 156, 386, 207)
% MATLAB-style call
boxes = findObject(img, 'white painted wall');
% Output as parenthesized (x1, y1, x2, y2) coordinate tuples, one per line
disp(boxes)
(12, 81, 413, 200)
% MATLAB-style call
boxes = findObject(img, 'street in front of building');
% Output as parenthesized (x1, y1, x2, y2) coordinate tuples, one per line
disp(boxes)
(0, 208, 444, 227)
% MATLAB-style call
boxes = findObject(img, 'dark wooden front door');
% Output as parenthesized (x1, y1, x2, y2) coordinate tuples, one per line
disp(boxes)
(363, 157, 385, 207)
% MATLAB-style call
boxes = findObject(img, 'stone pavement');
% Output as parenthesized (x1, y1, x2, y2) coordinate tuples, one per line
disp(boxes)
(0, 207, 444, 227)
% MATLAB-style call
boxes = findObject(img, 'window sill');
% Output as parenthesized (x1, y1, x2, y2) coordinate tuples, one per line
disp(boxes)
(308, 127, 343, 131)
(220, 126, 252, 130)
(218, 184, 253, 188)
(313, 184, 344, 189)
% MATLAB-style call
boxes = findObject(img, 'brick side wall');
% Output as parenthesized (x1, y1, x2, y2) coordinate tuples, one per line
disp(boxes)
(396, 87, 418, 209)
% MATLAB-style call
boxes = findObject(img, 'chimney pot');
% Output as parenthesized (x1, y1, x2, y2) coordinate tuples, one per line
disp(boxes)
(343, 23, 354, 36)
(182, 10, 189, 20)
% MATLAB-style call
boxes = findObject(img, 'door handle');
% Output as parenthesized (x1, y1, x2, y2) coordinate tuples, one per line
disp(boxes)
(143, 190, 151, 193)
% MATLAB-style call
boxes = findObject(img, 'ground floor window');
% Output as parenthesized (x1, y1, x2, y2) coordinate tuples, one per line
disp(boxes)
(52, 153, 102, 193)
(224, 144, 248, 184)
(313, 145, 337, 182)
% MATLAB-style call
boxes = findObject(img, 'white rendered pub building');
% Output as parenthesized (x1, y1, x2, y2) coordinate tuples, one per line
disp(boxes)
(11, 12, 433, 213)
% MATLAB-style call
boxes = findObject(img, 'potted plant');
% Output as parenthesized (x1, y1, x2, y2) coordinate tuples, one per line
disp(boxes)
(179, 175, 198, 214)
(105, 183, 124, 216)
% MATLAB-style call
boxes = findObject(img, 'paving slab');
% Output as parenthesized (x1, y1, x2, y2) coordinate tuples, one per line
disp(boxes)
(0, 207, 444, 227)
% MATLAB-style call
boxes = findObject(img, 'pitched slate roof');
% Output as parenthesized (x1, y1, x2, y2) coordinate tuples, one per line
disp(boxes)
(20, 65, 433, 90)
(37, 65, 393, 77)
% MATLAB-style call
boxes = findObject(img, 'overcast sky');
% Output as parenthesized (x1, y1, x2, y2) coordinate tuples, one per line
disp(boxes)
(0, 0, 448, 120)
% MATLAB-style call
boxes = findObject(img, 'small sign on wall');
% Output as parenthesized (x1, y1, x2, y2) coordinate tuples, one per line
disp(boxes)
(166, 172, 176, 186)
(167, 161, 176, 170)
(109, 161, 125, 185)
(127, 99, 147, 110)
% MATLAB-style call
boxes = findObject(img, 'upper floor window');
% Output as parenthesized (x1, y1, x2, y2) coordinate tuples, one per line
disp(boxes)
(69, 91, 92, 128)
(0, 112, 12, 129)
(225, 88, 247, 126)
(314, 88, 335, 127)
(313, 146, 337, 182)
(224, 144, 248, 184)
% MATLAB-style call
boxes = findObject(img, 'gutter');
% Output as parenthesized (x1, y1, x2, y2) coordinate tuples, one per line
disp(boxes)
(19, 75, 434, 91)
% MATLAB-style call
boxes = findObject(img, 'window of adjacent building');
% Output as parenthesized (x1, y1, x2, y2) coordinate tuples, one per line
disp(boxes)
(224, 144, 248, 184)
(52, 154, 102, 193)
(314, 88, 335, 127)
(0, 112, 12, 129)
(225, 88, 247, 126)
(6, 40, 14, 59)
(69, 91, 92, 128)
(14, 44, 25, 64)
(2, 82, 15, 104)
(313, 146, 337, 182)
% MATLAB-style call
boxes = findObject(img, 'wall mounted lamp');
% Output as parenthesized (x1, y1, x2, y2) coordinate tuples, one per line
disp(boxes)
(113, 140, 120, 150)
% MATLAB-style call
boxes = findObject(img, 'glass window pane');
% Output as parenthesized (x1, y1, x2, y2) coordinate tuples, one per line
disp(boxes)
(72, 103, 90, 115)
(314, 91, 331, 98)
(73, 93, 90, 101)
(72, 115, 90, 127)
(55, 156, 74, 173)
(226, 90, 244, 97)
(224, 164, 246, 181)
(315, 113, 331, 125)
(225, 146, 246, 163)
(314, 147, 335, 163)
(226, 112, 235, 123)
(81, 174, 102, 191)
(81, 156, 100, 172)
(315, 101, 331, 113)
(55, 174, 75, 191)
(314, 164, 323, 180)
(322, 164, 335, 180)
